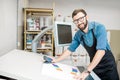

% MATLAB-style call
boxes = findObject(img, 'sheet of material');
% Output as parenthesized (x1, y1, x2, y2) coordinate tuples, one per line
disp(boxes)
(41, 63, 80, 80)
(0, 49, 101, 80)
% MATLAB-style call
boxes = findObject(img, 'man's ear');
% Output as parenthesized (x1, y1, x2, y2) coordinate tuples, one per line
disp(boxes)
(86, 15, 89, 20)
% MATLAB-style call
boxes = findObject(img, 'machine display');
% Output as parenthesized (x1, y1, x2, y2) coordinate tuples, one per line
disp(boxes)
(54, 21, 73, 47)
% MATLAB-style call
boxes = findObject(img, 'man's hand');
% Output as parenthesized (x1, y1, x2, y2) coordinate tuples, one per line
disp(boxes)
(74, 71, 89, 80)
(51, 57, 58, 63)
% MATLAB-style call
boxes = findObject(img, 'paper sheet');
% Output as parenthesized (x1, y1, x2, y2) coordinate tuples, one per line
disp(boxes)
(41, 63, 80, 80)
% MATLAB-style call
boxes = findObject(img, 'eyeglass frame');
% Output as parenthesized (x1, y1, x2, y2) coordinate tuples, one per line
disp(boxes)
(73, 15, 86, 24)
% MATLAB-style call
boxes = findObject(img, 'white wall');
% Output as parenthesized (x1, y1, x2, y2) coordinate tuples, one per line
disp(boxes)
(29, 0, 120, 30)
(0, 0, 17, 56)
(17, 0, 29, 49)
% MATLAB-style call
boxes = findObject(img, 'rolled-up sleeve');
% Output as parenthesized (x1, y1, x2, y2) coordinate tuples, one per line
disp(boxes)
(96, 24, 107, 50)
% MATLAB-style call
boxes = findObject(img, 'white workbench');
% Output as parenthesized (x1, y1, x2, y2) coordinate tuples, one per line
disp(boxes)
(0, 49, 100, 80)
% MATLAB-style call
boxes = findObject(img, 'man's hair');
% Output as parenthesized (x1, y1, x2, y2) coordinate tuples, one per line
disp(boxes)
(72, 9, 87, 18)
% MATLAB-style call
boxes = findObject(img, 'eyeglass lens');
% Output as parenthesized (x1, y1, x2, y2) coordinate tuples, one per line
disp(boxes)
(73, 16, 85, 24)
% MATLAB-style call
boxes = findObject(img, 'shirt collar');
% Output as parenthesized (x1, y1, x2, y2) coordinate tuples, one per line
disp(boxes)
(88, 21, 94, 31)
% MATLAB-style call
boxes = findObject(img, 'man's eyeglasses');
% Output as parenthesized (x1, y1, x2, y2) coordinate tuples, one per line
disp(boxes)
(73, 16, 86, 24)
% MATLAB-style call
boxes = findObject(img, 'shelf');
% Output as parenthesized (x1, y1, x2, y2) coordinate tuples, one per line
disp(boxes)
(24, 8, 54, 56)
(25, 31, 52, 34)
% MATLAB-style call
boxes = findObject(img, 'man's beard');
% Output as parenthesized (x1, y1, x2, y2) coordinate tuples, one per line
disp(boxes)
(78, 20, 88, 31)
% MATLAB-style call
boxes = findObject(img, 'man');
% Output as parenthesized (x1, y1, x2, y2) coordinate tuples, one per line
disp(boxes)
(52, 9, 119, 80)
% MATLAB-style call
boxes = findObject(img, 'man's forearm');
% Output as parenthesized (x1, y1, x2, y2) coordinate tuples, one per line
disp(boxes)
(87, 50, 105, 72)
(55, 49, 71, 62)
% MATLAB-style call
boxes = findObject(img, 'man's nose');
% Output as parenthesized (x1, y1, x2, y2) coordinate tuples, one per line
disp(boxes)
(77, 20, 82, 24)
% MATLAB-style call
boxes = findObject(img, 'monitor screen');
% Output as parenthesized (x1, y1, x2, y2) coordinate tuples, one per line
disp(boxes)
(54, 21, 72, 47)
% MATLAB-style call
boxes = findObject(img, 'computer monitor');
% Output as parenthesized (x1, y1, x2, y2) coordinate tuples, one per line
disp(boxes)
(54, 21, 73, 47)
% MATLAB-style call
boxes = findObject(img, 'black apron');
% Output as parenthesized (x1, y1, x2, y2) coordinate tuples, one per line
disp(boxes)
(82, 29, 119, 80)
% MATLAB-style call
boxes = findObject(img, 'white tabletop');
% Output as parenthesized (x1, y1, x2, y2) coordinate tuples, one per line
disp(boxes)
(0, 49, 57, 80)
(0, 49, 100, 80)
